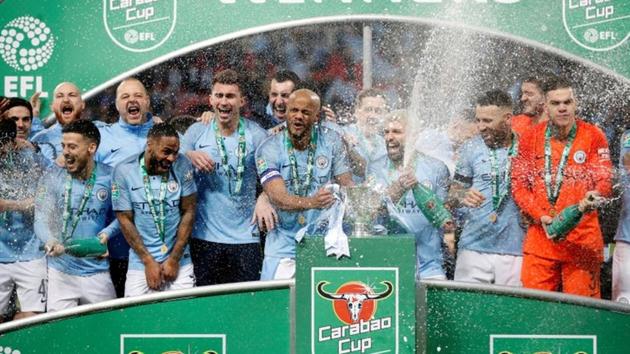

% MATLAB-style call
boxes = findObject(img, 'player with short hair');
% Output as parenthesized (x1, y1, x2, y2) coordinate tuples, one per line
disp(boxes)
(255, 89, 353, 280)
(449, 90, 525, 286)
(32, 82, 86, 163)
(182, 69, 270, 285)
(35, 119, 117, 310)
(512, 75, 549, 137)
(368, 110, 450, 280)
(0, 119, 48, 321)
(3, 97, 34, 142)
(512, 76, 612, 298)
(112, 123, 197, 296)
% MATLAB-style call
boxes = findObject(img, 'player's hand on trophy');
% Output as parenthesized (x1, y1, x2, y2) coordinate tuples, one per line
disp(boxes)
(144, 258, 163, 290)
(161, 257, 180, 283)
(186, 150, 215, 173)
(462, 188, 485, 208)
(253, 193, 278, 231)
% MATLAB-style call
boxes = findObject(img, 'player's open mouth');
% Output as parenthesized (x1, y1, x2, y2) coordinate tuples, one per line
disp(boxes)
(65, 156, 76, 167)
(217, 108, 232, 115)
(61, 104, 74, 116)
(274, 105, 286, 114)
(127, 105, 141, 117)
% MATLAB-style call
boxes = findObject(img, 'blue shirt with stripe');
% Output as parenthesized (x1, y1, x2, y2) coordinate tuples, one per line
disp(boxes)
(35, 163, 119, 276)
(454, 135, 524, 256)
(112, 153, 196, 270)
(255, 126, 350, 259)
(31, 122, 62, 163)
(368, 153, 449, 279)
(181, 119, 268, 245)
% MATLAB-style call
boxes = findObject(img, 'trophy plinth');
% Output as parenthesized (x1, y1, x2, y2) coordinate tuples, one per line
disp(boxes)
(345, 185, 382, 238)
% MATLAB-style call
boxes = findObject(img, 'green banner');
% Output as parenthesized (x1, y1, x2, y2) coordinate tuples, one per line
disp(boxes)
(420, 282, 630, 354)
(0, 0, 628, 116)
(296, 236, 417, 354)
(0, 287, 291, 353)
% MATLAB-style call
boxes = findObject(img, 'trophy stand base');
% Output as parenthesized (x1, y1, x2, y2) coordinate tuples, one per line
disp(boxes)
(352, 223, 371, 238)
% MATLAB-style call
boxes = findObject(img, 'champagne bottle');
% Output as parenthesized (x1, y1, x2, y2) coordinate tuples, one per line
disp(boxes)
(545, 204, 583, 241)
(63, 238, 107, 257)
(411, 184, 452, 228)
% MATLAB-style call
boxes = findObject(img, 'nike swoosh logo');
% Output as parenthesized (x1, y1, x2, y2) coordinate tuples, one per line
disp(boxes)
(131, 186, 143, 191)
(281, 164, 291, 169)
(111, 148, 121, 153)
(199, 144, 212, 149)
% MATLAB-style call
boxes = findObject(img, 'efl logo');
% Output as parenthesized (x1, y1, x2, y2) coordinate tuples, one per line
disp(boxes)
(563, 0, 629, 51)
(312, 267, 399, 354)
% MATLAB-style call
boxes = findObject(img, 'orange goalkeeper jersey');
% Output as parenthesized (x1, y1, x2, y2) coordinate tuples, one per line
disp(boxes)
(511, 119, 612, 261)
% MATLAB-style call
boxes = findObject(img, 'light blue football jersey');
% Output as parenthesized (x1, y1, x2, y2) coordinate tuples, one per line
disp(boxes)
(0, 148, 48, 263)
(616, 130, 630, 244)
(35, 163, 119, 275)
(181, 119, 268, 244)
(368, 153, 449, 279)
(255, 126, 350, 259)
(96, 116, 154, 259)
(112, 152, 196, 270)
(31, 122, 62, 162)
(454, 135, 524, 256)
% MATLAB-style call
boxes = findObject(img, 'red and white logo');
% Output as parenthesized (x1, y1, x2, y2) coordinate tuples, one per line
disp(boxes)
(317, 281, 393, 325)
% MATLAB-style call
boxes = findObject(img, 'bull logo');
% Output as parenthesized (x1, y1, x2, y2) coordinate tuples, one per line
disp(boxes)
(562, 0, 629, 51)
(103, 0, 177, 52)
(317, 280, 393, 324)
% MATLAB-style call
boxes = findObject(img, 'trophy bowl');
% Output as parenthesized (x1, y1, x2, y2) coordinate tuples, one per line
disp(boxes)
(345, 185, 383, 237)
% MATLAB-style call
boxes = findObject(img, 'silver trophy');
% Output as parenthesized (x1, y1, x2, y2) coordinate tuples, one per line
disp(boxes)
(345, 185, 383, 237)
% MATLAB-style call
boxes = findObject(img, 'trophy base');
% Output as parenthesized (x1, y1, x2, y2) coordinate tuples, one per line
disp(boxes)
(352, 223, 372, 238)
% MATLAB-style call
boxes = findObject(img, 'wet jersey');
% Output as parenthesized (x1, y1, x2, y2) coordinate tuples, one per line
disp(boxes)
(35, 163, 119, 276)
(368, 153, 449, 278)
(512, 119, 612, 261)
(112, 153, 196, 270)
(512, 114, 539, 138)
(31, 122, 62, 163)
(96, 116, 154, 259)
(256, 126, 350, 258)
(181, 119, 268, 244)
(615, 129, 630, 244)
(96, 116, 154, 169)
(0, 148, 47, 263)
(454, 135, 524, 256)
(342, 123, 386, 184)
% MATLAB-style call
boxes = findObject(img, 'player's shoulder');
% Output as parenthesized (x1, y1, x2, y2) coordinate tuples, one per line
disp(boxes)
(112, 154, 138, 176)
(96, 161, 114, 177)
(31, 124, 57, 142)
(577, 119, 605, 136)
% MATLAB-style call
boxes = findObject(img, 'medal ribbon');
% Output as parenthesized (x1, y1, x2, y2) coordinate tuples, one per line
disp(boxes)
(214, 117, 246, 195)
(61, 165, 97, 242)
(285, 127, 318, 197)
(544, 123, 577, 205)
(139, 156, 168, 244)
(489, 135, 519, 211)
(0, 151, 14, 226)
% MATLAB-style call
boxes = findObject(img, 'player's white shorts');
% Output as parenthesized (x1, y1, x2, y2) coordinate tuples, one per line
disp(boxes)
(47, 267, 116, 312)
(0, 257, 47, 314)
(613, 241, 630, 303)
(125, 263, 195, 297)
(260, 257, 295, 281)
(454, 249, 522, 286)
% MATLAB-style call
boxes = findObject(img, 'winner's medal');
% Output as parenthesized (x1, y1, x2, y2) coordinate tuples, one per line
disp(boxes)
(140, 155, 168, 254)
(489, 212, 498, 223)
(298, 214, 306, 225)
(488, 136, 518, 224)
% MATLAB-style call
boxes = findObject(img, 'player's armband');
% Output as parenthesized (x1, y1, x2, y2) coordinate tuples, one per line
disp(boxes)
(260, 169, 281, 185)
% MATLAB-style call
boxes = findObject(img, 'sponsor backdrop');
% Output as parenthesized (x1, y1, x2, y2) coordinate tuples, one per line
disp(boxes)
(421, 283, 630, 354)
(0, 288, 291, 353)
(296, 236, 417, 354)
(0, 0, 628, 116)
